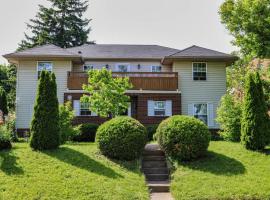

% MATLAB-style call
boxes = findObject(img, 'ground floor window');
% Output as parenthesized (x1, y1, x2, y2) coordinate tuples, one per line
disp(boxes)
(80, 102, 92, 116)
(193, 103, 208, 125)
(148, 100, 172, 117)
(154, 101, 166, 116)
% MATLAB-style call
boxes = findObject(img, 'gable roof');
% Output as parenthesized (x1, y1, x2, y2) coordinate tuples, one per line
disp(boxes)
(67, 44, 180, 59)
(3, 44, 80, 59)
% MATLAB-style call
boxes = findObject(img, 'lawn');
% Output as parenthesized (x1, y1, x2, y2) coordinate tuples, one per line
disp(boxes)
(171, 141, 270, 200)
(0, 142, 148, 200)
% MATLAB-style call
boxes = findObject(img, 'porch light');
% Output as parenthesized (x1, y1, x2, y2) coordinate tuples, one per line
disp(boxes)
(137, 64, 141, 70)
(67, 95, 72, 101)
(106, 64, 109, 69)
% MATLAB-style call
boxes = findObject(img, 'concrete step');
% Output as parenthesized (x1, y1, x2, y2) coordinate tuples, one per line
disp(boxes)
(143, 150, 164, 156)
(143, 156, 165, 161)
(148, 181, 170, 193)
(143, 167, 169, 174)
(142, 161, 167, 168)
(146, 174, 169, 181)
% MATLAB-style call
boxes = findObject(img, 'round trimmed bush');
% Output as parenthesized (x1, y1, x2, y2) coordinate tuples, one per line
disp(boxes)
(96, 116, 147, 160)
(155, 115, 210, 161)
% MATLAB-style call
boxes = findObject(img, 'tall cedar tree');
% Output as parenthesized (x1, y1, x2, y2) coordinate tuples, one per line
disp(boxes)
(0, 87, 8, 115)
(241, 72, 269, 150)
(30, 71, 60, 150)
(19, 0, 91, 50)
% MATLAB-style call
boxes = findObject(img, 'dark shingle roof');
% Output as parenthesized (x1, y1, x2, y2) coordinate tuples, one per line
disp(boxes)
(67, 44, 180, 59)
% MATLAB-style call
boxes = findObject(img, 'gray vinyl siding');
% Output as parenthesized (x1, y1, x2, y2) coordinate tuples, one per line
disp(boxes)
(16, 60, 72, 129)
(173, 61, 227, 128)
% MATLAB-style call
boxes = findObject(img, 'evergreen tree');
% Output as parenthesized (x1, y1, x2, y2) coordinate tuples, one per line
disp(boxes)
(241, 72, 269, 150)
(30, 71, 60, 150)
(0, 87, 8, 115)
(19, 0, 91, 50)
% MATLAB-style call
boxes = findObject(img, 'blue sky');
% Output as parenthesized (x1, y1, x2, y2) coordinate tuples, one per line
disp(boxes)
(0, 0, 236, 63)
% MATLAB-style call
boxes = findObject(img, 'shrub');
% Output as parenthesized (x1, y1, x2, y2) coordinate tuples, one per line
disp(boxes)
(155, 115, 211, 161)
(146, 124, 158, 141)
(241, 72, 270, 150)
(6, 112, 18, 142)
(96, 116, 147, 160)
(30, 71, 60, 150)
(216, 93, 242, 142)
(0, 87, 8, 115)
(0, 125, 12, 150)
(72, 123, 99, 142)
(59, 102, 76, 144)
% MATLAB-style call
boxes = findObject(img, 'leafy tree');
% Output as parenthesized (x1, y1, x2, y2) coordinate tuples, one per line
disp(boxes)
(220, 0, 270, 58)
(217, 93, 242, 142)
(30, 71, 60, 150)
(241, 72, 269, 150)
(0, 87, 8, 115)
(81, 68, 132, 118)
(19, 0, 91, 50)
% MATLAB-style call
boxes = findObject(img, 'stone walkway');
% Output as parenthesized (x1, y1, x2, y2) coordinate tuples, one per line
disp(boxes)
(151, 192, 174, 200)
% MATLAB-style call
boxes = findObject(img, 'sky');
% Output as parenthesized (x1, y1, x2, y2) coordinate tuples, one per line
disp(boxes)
(0, 0, 236, 64)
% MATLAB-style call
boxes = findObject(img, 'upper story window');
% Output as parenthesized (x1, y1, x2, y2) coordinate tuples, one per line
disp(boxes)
(193, 62, 207, 81)
(193, 103, 208, 125)
(116, 63, 130, 72)
(37, 62, 52, 78)
(154, 101, 166, 116)
(84, 65, 94, 71)
(151, 66, 162, 72)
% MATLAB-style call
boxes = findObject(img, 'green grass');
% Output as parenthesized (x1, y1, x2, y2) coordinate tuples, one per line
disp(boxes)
(171, 141, 270, 200)
(0, 142, 148, 200)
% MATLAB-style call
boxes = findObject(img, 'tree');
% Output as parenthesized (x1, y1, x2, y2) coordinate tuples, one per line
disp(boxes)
(19, 0, 91, 50)
(81, 68, 132, 118)
(0, 87, 8, 115)
(220, 0, 270, 58)
(30, 71, 60, 150)
(241, 72, 269, 150)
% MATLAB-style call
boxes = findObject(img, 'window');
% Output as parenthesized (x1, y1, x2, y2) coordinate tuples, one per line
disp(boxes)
(80, 102, 92, 116)
(37, 62, 52, 77)
(194, 104, 208, 125)
(154, 101, 166, 116)
(116, 64, 129, 72)
(151, 66, 162, 72)
(84, 65, 94, 71)
(193, 62, 207, 80)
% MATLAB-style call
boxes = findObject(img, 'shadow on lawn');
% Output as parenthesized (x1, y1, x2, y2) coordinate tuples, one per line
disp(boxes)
(44, 147, 123, 179)
(180, 151, 246, 176)
(0, 149, 24, 175)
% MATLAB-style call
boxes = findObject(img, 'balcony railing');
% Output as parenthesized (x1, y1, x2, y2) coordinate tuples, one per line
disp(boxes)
(67, 72, 179, 91)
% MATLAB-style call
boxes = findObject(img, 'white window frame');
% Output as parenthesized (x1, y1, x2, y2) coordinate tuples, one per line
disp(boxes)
(115, 63, 130, 72)
(192, 62, 207, 81)
(193, 103, 208, 125)
(80, 102, 92, 116)
(151, 66, 162, 72)
(83, 65, 94, 71)
(37, 61, 53, 78)
(154, 101, 166, 116)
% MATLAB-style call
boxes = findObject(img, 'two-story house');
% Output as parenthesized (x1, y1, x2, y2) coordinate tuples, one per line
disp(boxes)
(3, 44, 237, 134)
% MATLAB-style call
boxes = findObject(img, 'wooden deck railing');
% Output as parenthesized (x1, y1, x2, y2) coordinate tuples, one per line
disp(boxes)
(67, 72, 179, 91)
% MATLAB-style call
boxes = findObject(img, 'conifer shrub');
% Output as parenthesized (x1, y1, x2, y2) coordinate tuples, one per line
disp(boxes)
(0, 125, 12, 150)
(241, 72, 270, 150)
(30, 71, 60, 150)
(155, 115, 211, 161)
(72, 123, 98, 142)
(96, 116, 147, 160)
(0, 87, 8, 115)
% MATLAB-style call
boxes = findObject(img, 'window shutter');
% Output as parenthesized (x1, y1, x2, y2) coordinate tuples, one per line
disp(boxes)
(147, 100, 154, 116)
(188, 104, 194, 116)
(128, 104, 131, 117)
(207, 103, 214, 127)
(165, 100, 172, 116)
(73, 100, 80, 116)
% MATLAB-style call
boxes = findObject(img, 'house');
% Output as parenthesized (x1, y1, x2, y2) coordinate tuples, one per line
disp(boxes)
(3, 44, 237, 134)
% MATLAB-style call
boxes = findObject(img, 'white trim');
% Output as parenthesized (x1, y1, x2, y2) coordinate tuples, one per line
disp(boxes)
(192, 103, 208, 125)
(151, 65, 162, 72)
(192, 62, 207, 81)
(66, 89, 181, 94)
(115, 63, 130, 72)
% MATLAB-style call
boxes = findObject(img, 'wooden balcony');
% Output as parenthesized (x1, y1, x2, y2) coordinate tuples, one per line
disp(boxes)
(67, 72, 179, 91)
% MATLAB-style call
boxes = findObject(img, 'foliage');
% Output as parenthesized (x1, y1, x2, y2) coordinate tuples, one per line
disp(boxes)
(216, 93, 242, 142)
(0, 125, 12, 150)
(155, 115, 211, 161)
(19, 0, 92, 50)
(0, 64, 16, 110)
(0, 143, 149, 200)
(59, 101, 76, 144)
(30, 71, 60, 150)
(0, 87, 8, 115)
(171, 141, 270, 200)
(5, 112, 18, 142)
(146, 124, 158, 141)
(81, 68, 132, 118)
(72, 123, 98, 142)
(220, 0, 270, 58)
(260, 66, 270, 110)
(241, 72, 269, 150)
(96, 116, 147, 160)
